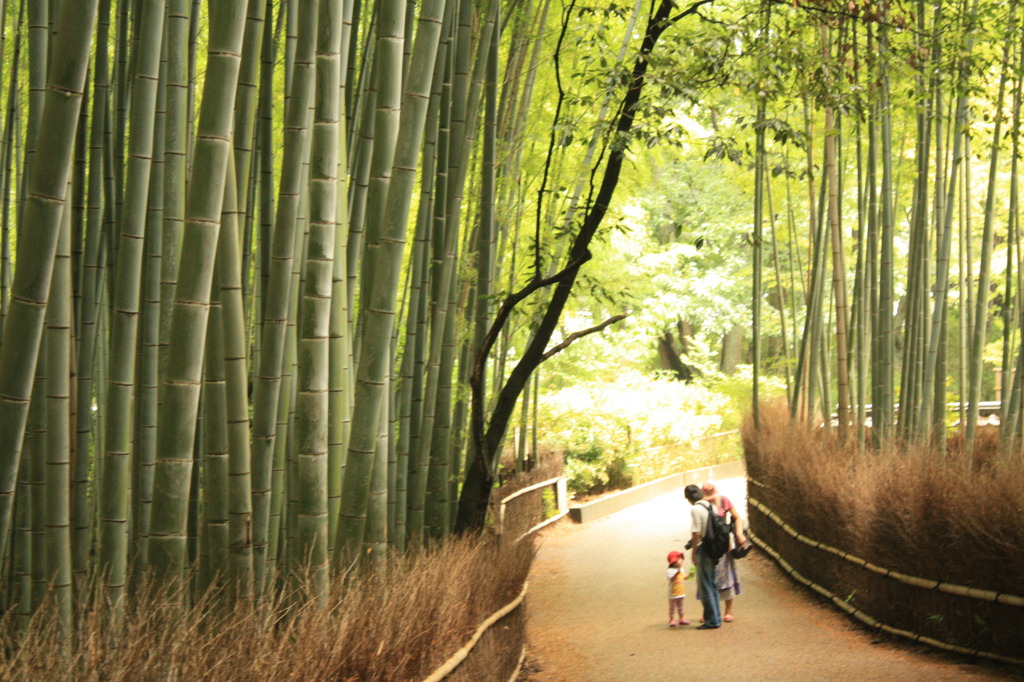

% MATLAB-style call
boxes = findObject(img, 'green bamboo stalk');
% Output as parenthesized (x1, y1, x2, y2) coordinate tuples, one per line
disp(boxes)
(187, 0, 201, 168)
(345, 46, 378, 326)
(135, 29, 169, 571)
(73, 0, 110, 591)
(393, 0, 453, 542)
(28, 351, 46, 615)
(327, 122, 352, 557)
(924, 0, 975, 440)
(406, 41, 452, 543)
(965, 21, 1013, 452)
(342, 0, 452, 558)
(0, 0, 25, 339)
(336, 0, 409, 567)
(160, 0, 192, 354)
(110, 0, 130, 240)
(100, 0, 166, 611)
(876, 12, 896, 442)
(425, 276, 459, 537)
(200, 291, 230, 594)
(473, 13, 497, 437)
(291, 0, 342, 599)
(251, 0, 318, 594)
(13, 451, 30, 632)
(850, 43, 867, 444)
(822, 27, 849, 434)
(327, 0, 356, 553)
(959, 133, 972, 428)
(149, 0, 249, 588)
(791, 99, 824, 422)
(364, 387, 388, 562)
(257, 0, 283, 330)
(214, 151, 256, 598)
(752, 7, 768, 429)
(267, 297, 297, 583)
(233, 0, 268, 223)
(0, 0, 99, 588)
(19, 0, 47, 227)
(233, 0, 268, 318)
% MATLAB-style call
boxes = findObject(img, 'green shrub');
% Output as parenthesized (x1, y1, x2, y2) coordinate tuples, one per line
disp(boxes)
(524, 369, 783, 495)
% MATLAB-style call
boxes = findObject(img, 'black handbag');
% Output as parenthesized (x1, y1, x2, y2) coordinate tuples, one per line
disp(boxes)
(730, 543, 752, 559)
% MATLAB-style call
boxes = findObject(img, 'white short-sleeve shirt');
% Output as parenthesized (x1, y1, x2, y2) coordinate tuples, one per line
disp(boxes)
(690, 500, 710, 536)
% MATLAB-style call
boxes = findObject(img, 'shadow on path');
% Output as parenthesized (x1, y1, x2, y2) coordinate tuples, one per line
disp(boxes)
(523, 477, 1021, 681)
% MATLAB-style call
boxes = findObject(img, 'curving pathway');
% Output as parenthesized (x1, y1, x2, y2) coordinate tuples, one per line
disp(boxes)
(523, 477, 1021, 681)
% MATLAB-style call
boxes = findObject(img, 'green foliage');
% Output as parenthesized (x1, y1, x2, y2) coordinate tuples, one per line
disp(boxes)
(530, 370, 757, 495)
(541, 487, 557, 518)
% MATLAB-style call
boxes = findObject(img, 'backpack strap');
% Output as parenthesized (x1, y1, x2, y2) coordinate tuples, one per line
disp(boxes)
(699, 500, 715, 535)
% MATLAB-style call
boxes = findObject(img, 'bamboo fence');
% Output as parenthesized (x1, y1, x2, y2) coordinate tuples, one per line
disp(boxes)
(749, 479, 1024, 667)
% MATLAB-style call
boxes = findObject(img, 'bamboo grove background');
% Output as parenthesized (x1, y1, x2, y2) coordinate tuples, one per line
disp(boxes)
(745, 0, 1024, 454)
(1, 0, 1024, 647)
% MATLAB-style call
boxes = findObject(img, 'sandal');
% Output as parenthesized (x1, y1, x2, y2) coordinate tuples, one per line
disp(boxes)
(723, 614, 734, 622)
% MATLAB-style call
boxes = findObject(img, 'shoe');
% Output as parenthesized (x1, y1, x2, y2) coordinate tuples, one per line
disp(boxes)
(695, 623, 720, 630)
(724, 614, 734, 622)
(669, 619, 678, 627)
(679, 618, 691, 626)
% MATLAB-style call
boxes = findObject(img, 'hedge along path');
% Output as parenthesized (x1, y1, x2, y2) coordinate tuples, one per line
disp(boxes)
(422, 581, 529, 681)
(749, 491, 1024, 667)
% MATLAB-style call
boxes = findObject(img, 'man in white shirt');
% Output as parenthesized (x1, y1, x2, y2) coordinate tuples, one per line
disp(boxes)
(685, 484, 721, 629)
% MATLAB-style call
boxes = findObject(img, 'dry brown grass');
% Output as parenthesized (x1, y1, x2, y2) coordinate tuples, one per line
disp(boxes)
(0, 524, 536, 681)
(744, 404, 1024, 660)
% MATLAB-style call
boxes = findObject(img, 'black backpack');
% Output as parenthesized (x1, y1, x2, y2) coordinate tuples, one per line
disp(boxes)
(700, 501, 733, 562)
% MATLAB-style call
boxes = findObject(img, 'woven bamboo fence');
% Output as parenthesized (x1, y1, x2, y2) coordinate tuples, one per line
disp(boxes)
(423, 582, 530, 681)
(748, 477, 1024, 666)
(420, 478, 568, 680)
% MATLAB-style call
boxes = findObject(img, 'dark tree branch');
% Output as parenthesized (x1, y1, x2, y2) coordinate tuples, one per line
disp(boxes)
(541, 314, 629, 362)
(472, 253, 591, 384)
(455, 0, 715, 533)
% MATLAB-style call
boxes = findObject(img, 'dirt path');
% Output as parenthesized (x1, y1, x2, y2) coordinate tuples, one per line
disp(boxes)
(522, 477, 1022, 681)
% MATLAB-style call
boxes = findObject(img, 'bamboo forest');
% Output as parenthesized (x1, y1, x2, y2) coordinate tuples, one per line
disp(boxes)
(0, 0, 1022, 675)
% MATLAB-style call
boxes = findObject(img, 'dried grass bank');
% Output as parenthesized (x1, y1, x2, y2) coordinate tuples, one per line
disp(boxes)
(0, 523, 536, 681)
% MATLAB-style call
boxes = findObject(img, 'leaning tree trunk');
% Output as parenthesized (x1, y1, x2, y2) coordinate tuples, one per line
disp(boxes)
(456, 0, 708, 532)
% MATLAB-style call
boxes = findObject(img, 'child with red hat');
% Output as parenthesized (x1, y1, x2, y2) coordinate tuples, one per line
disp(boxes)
(666, 550, 690, 627)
